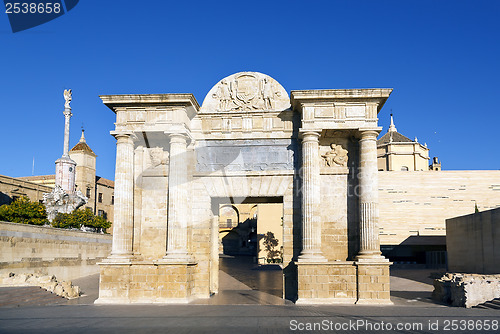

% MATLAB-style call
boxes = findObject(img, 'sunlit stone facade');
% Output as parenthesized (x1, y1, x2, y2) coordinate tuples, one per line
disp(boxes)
(96, 72, 392, 304)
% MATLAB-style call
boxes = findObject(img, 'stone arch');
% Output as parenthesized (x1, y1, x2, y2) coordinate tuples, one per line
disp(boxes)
(250, 205, 258, 219)
(219, 204, 239, 229)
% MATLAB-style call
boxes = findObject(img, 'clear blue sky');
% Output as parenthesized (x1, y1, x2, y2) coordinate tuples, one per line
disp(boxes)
(1, 0, 499, 180)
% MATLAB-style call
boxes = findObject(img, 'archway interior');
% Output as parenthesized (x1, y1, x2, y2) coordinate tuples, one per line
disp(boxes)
(213, 197, 284, 298)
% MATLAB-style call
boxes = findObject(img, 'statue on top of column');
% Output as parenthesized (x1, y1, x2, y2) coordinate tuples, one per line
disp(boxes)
(64, 89, 72, 109)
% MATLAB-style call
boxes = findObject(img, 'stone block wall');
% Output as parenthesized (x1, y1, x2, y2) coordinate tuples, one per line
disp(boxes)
(97, 263, 196, 303)
(320, 173, 349, 261)
(0, 221, 111, 280)
(446, 207, 500, 274)
(356, 263, 391, 303)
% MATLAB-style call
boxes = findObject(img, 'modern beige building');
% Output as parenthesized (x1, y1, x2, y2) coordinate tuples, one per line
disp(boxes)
(376, 116, 500, 265)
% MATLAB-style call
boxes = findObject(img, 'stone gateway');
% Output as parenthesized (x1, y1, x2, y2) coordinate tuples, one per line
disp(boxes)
(96, 72, 393, 304)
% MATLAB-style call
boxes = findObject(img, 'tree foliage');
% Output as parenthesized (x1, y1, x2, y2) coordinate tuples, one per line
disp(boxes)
(263, 231, 282, 262)
(0, 197, 48, 225)
(52, 207, 111, 231)
(0, 196, 111, 232)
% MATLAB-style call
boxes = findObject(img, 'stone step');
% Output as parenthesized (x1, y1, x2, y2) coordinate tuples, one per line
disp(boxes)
(474, 298, 500, 310)
(489, 298, 500, 306)
(482, 302, 500, 310)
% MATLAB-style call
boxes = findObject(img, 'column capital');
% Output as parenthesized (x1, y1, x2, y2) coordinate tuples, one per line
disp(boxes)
(164, 128, 193, 145)
(167, 132, 189, 142)
(110, 131, 134, 140)
(299, 129, 321, 141)
(359, 130, 380, 141)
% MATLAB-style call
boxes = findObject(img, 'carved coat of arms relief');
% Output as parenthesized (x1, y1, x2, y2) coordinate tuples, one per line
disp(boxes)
(212, 73, 279, 112)
(200, 72, 291, 114)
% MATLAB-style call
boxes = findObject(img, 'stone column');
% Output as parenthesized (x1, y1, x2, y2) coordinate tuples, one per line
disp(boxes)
(63, 109, 72, 157)
(109, 133, 134, 259)
(298, 130, 326, 262)
(133, 146, 144, 256)
(357, 130, 384, 260)
(164, 132, 191, 262)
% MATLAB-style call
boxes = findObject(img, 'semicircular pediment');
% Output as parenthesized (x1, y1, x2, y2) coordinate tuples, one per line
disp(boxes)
(200, 72, 290, 113)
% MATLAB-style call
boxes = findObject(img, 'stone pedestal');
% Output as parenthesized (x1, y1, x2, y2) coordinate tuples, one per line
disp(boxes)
(296, 262, 357, 304)
(95, 262, 196, 304)
(355, 262, 392, 304)
(296, 261, 392, 304)
(54, 156, 76, 194)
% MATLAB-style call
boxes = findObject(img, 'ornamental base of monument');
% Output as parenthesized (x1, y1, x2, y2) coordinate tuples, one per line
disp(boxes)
(43, 185, 87, 222)
(295, 261, 392, 305)
(94, 261, 198, 304)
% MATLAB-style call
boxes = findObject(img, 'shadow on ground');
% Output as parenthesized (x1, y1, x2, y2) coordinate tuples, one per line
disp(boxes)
(219, 255, 283, 298)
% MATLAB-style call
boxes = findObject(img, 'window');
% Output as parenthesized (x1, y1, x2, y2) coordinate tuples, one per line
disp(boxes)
(111, 195, 114, 205)
(98, 210, 108, 220)
(98, 193, 103, 203)
(86, 187, 91, 198)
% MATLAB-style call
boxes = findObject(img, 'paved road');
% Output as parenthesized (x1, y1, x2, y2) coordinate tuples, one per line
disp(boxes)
(1, 262, 499, 333)
(0, 303, 499, 333)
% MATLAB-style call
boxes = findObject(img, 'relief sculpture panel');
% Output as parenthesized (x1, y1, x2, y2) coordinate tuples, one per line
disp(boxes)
(200, 72, 291, 113)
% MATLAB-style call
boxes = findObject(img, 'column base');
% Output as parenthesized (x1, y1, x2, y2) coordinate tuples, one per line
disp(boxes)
(95, 261, 197, 304)
(160, 252, 195, 264)
(298, 251, 328, 263)
(355, 255, 389, 263)
(100, 254, 133, 265)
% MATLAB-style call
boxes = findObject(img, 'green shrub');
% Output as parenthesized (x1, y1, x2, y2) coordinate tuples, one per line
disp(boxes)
(52, 207, 111, 231)
(0, 197, 49, 226)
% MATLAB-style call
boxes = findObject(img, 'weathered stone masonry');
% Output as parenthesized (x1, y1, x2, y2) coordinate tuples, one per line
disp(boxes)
(96, 72, 393, 304)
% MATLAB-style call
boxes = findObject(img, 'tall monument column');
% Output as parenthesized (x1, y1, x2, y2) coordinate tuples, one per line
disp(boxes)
(55, 89, 77, 194)
(298, 130, 326, 262)
(109, 132, 134, 259)
(356, 130, 384, 260)
(163, 132, 191, 262)
(62, 92, 72, 157)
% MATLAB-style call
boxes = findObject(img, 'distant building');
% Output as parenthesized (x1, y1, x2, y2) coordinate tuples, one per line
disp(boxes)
(377, 115, 500, 266)
(377, 114, 430, 171)
(0, 175, 52, 205)
(3, 130, 114, 223)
